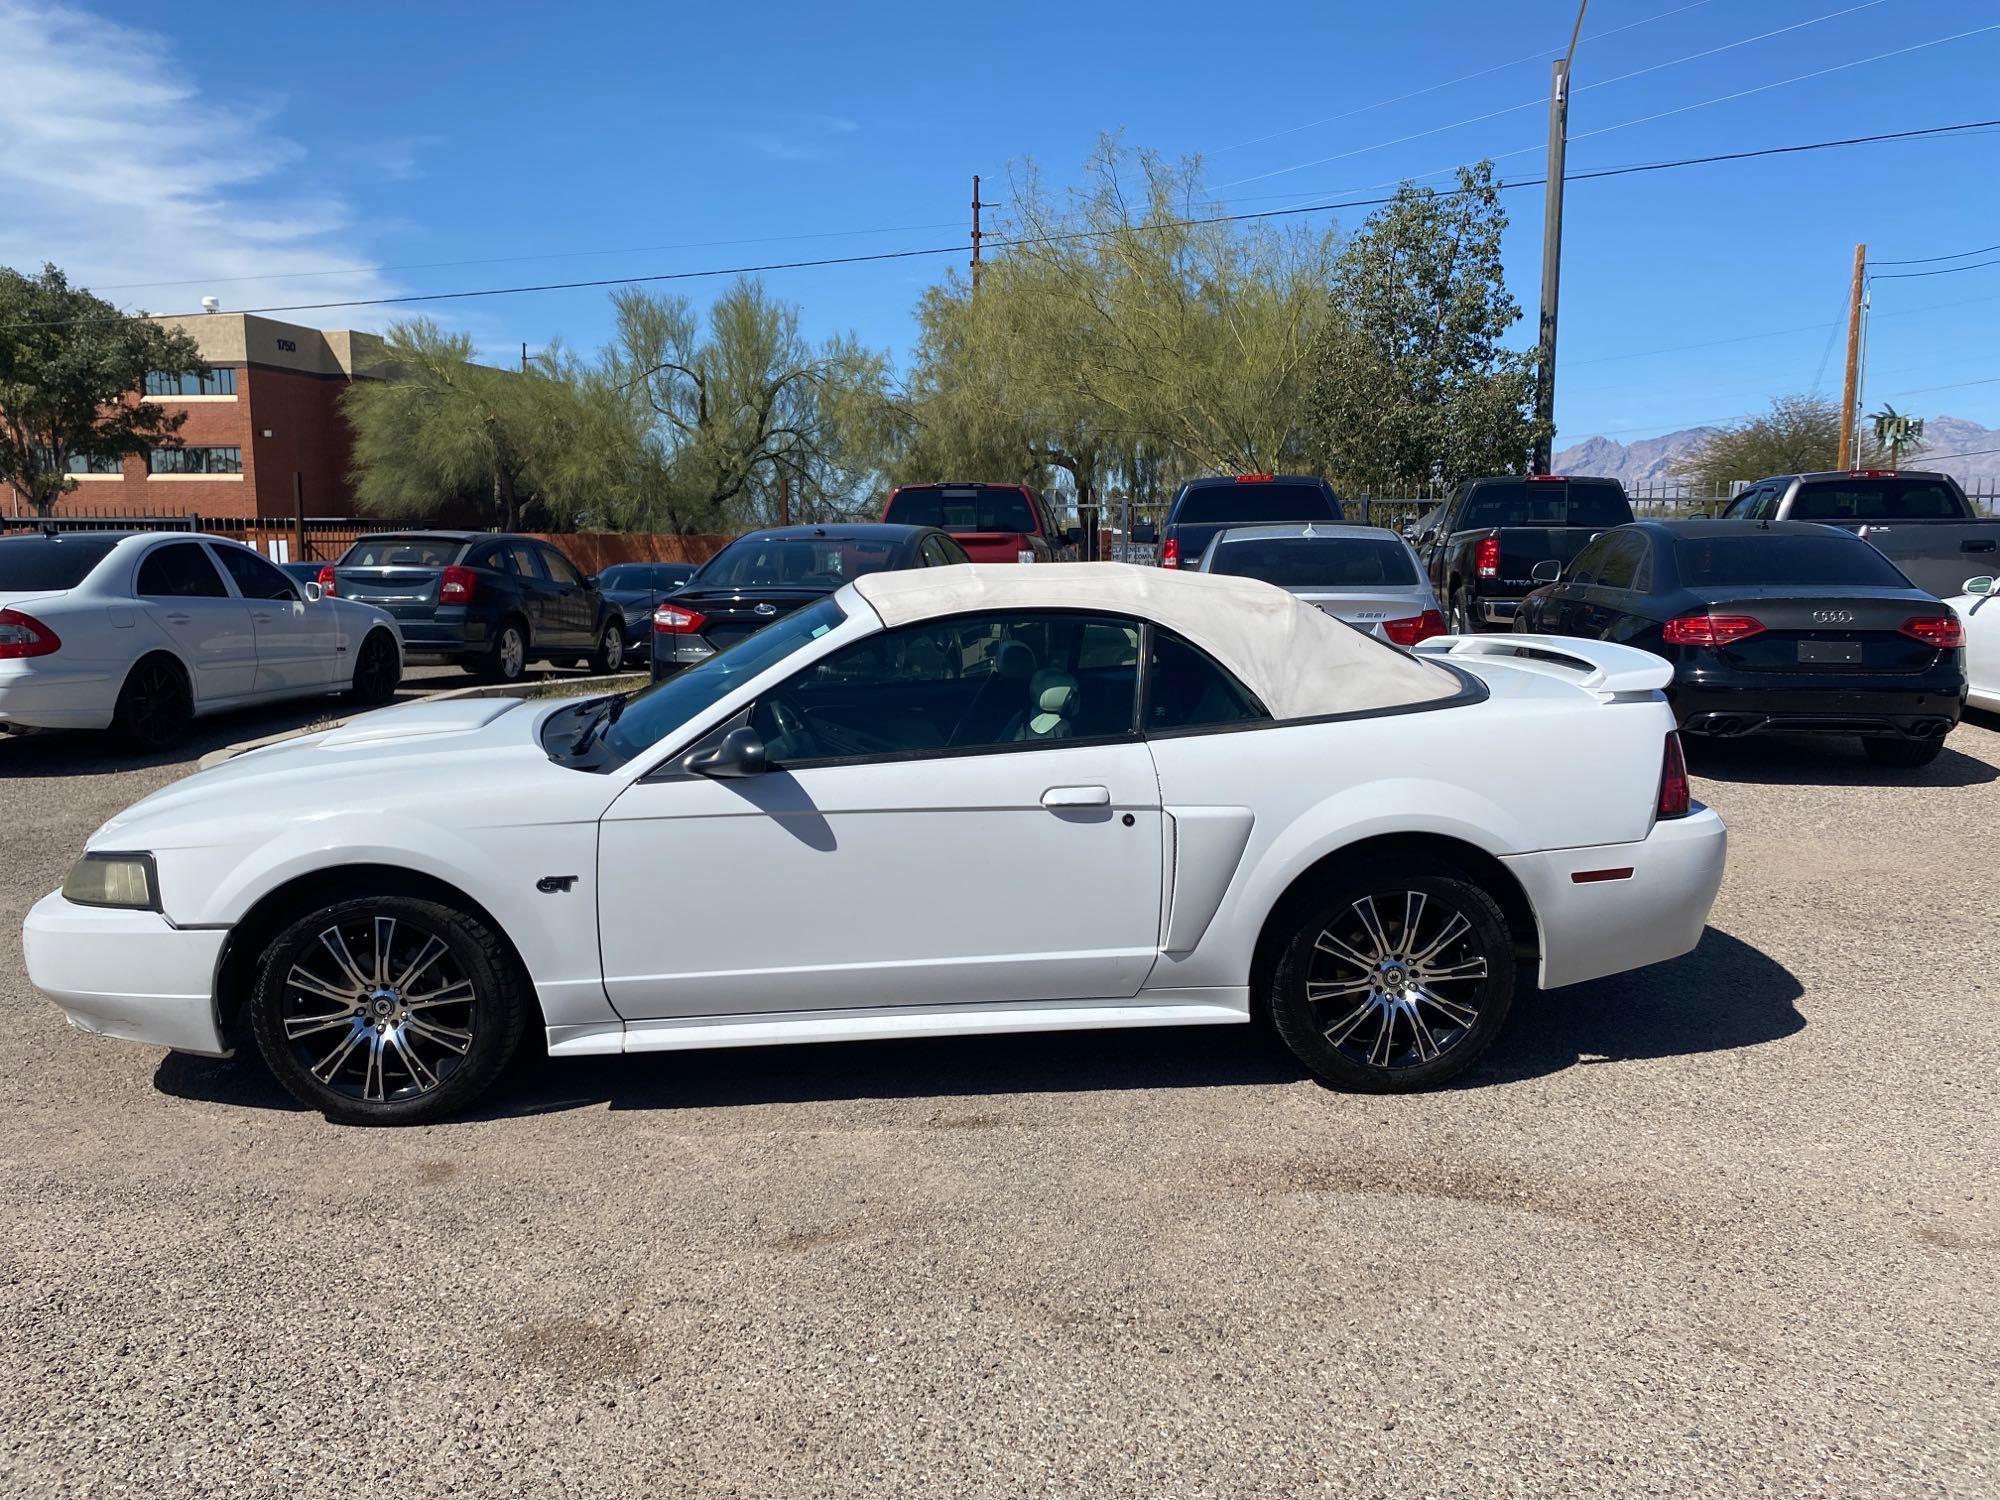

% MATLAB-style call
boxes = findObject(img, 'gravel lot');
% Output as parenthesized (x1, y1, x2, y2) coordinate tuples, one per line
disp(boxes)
(0, 680, 1994, 1499)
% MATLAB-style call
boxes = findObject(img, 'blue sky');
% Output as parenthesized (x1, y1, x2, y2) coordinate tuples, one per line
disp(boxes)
(2, 0, 1996, 448)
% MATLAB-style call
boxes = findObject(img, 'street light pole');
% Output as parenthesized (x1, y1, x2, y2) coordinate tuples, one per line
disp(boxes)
(1531, 0, 1590, 473)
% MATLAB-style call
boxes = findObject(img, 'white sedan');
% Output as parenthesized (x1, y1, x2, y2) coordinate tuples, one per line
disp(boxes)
(24, 564, 1726, 1124)
(1947, 574, 1998, 712)
(0, 530, 403, 747)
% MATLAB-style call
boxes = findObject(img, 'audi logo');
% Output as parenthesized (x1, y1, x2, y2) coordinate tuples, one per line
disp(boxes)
(1812, 609, 1855, 624)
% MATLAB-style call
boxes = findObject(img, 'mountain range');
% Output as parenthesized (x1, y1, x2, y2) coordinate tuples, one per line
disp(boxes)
(1552, 416, 2000, 491)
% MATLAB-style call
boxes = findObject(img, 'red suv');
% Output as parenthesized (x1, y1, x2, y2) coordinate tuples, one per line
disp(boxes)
(881, 482, 1076, 563)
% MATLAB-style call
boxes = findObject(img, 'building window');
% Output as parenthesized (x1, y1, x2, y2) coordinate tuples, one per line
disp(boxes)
(143, 367, 237, 397)
(65, 453, 123, 474)
(149, 446, 244, 475)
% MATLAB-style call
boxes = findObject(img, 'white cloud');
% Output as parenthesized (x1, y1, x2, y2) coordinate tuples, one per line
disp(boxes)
(0, 0, 401, 326)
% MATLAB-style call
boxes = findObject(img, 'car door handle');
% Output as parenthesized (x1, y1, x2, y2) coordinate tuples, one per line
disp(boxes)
(166, 611, 191, 624)
(1042, 785, 1110, 809)
(1963, 539, 1996, 552)
(252, 612, 274, 623)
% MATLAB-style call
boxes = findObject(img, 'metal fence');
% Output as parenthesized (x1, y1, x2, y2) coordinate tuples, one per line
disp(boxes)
(0, 508, 410, 562)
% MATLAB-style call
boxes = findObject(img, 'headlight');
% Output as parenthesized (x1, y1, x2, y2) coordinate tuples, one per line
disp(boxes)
(62, 852, 160, 910)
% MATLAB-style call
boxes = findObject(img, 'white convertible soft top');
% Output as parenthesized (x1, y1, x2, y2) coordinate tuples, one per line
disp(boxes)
(851, 563, 1459, 721)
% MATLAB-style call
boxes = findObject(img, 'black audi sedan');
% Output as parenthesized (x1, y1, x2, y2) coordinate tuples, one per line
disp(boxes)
(651, 523, 969, 679)
(1514, 519, 1967, 767)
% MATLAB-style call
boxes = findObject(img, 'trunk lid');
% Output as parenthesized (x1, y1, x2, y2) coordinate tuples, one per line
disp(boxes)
(331, 566, 444, 618)
(946, 531, 1038, 563)
(1291, 587, 1436, 636)
(1685, 588, 1948, 673)
(672, 586, 828, 654)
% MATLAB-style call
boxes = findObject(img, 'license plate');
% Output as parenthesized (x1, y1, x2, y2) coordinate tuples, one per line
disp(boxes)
(1799, 640, 1861, 663)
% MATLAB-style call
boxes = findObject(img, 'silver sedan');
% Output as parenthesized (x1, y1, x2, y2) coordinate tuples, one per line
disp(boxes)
(1195, 522, 1446, 645)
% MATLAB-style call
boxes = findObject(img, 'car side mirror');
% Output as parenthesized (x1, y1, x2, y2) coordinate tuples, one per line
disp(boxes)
(303, 581, 324, 602)
(1062, 526, 1082, 547)
(1530, 559, 1562, 583)
(685, 725, 767, 779)
(1131, 522, 1159, 545)
(1964, 575, 1995, 595)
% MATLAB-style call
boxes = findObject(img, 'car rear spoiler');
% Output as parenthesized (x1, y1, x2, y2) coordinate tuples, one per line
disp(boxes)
(1414, 634, 1673, 701)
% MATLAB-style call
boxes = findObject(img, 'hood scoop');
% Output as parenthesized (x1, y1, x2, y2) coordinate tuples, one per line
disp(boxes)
(315, 696, 520, 749)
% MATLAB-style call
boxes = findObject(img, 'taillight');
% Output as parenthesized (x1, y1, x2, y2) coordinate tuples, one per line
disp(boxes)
(1382, 609, 1447, 646)
(1474, 534, 1500, 579)
(1160, 536, 1181, 569)
(0, 608, 60, 660)
(1899, 614, 1965, 650)
(1657, 732, 1690, 820)
(439, 564, 476, 604)
(1661, 613, 1764, 647)
(653, 603, 706, 634)
(315, 564, 337, 597)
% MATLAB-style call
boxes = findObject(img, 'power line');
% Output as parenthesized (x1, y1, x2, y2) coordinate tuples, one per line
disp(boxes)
(8, 118, 1999, 331)
(1871, 241, 2000, 268)
(1869, 255, 2000, 282)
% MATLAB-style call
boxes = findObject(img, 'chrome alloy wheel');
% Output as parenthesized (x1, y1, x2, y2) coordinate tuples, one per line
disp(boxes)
(498, 628, 526, 680)
(280, 916, 476, 1103)
(1306, 891, 1490, 1070)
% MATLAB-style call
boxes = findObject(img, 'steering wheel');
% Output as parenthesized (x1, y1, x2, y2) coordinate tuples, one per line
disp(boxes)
(769, 697, 806, 743)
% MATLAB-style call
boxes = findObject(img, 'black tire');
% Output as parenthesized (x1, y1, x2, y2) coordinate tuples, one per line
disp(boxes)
(249, 895, 529, 1126)
(1863, 735, 1945, 767)
(110, 654, 193, 750)
(348, 629, 401, 705)
(1269, 860, 1516, 1092)
(481, 618, 529, 684)
(1448, 590, 1477, 636)
(589, 620, 626, 675)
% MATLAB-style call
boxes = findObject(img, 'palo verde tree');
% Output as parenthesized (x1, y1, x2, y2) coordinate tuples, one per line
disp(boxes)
(602, 280, 897, 534)
(1675, 393, 1897, 489)
(0, 263, 205, 516)
(1306, 163, 1544, 494)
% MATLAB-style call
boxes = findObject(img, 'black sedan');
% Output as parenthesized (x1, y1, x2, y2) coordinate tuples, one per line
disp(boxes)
(1514, 519, 1967, 767)
(652, 524, 969, 680)
(595, 561, 697, 660)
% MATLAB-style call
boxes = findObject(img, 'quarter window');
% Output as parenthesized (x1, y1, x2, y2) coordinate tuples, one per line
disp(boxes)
(135, 542, 229, 599)
(149, 446, 243, 475)
(1145, 629, 1268, 731)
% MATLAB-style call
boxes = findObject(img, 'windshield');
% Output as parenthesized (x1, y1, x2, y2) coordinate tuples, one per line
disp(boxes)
(1674, 534, 1910, 587)
(1172, 482, 1339, 526)
(695, 535, 902, 589)
(341, 536, 462, 568)
(884, 487, 1036, 533)
(1208, 535, 1417, 587)
(0, 535, 120, 590)
(1460, 479, 1631, 530)
(1787, 478, 1965, 520)
(590, 596, 847, 768)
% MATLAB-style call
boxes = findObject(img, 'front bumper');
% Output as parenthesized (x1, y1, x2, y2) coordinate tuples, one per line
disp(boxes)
(1501, 806, 1728, 990)
(22, 891, 230, 1056)
(1671, 671, 1964, 740)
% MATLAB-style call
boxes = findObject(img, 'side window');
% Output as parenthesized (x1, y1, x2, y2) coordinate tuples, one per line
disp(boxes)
(135, 541, 229, 599)
(540, 546, 585, 587)
(753, 612, 1142, 763)
(1146, 628, 1269, 732)
(938, 535, 970, 565)
(1566, 534, 1610, 587)
(507, 543, 547, 579)
(1721, 486, 1762, 520)
(1631, 535, 1655, 593)
(1592, 533, 1644, 591)
(917, 535, 946, 567)
(211, 544, 299, 601)
(475, 545, 515, 575)
(1752, 487, 1782, 522)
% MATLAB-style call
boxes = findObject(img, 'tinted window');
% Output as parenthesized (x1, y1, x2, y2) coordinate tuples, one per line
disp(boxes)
(136, 542, 228, 598)
(755, 612, 1142, 762)
(148, 446, 242, 474)
(1207, 535, 1417, 587)
(1146, 629, 1269, 730)
(1172, 481, 1339, 526)
(211, 544, 299, 601)
(1673, 534, 1911, 587)
(0, 536, 120, 590)
(884, 487, 1037, 534)
(1566, 532, 1610, 587)
(598, 597, 847, 768)
(1459, 479, 1631, 530)
(1787, 478, 1965, 521)
(697, 535, 904, 588)
(341, 536, 462, 568)
(144, 368, 236, 396)
(1592, 532, 1646, 590)
(540, 546, 586, 586)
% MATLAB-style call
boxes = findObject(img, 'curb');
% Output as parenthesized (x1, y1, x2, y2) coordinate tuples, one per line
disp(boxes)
(196, 670, 648, 771)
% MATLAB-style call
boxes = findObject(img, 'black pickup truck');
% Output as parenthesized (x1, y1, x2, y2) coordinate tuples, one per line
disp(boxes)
(1716, 470, 2000, 599)
(1415, 475, 1635, 634)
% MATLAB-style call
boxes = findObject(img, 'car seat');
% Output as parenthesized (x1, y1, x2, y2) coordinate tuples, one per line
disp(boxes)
(1011, 668, 1079, 741)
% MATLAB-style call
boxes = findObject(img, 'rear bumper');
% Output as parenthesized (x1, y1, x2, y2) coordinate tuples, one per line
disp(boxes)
(1502, 806, 1727, 990)
(0, 659, 123, 731)
(22, 892, 230, 1056)
(651, 635, 715, 678)
(1671, 671, 1964, 739)
(1478, 598, 1521, 626)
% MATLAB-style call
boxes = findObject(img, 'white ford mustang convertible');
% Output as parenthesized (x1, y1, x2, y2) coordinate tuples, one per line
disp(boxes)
(25, 565, 1727, 1124)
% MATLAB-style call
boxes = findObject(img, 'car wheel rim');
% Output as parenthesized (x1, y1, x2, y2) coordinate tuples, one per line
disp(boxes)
(359, 636, 395, 696)
(281, 915, 476, 1104)
(1307, 891, 1489, 1070)
(501, 631, 524, 678)
(129, 662, 185, 740)
(603, 629, 622, 671)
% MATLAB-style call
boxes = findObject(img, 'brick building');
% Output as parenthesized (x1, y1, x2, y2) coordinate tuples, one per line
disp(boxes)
(7, 314, 390, 523)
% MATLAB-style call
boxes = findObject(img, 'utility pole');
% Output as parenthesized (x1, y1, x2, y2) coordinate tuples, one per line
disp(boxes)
(777, 470, 792, 528)
(521, 341, 528, 374)
(1531, 0, 1590, 473)
(1837, 243, 1866, 470)
(970, 174, 984, 297)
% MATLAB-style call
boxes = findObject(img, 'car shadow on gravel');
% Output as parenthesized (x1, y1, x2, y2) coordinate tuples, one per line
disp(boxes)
(1685, 733, 1997, 788)
(152, 930, 1804, 1120)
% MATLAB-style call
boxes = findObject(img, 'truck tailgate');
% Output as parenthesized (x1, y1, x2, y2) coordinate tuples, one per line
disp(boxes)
(1851, 522, 2000, 598)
